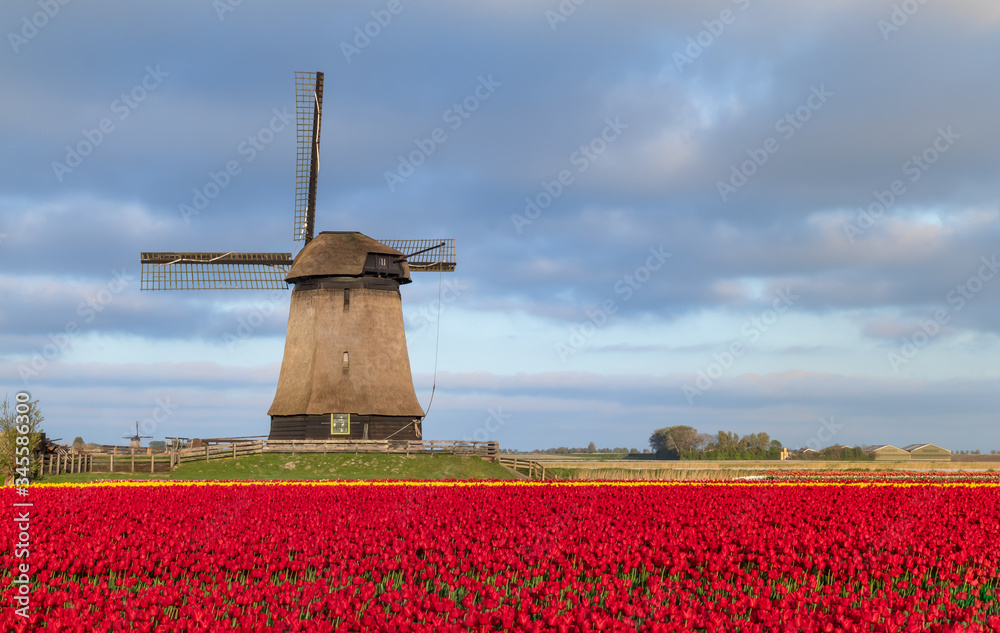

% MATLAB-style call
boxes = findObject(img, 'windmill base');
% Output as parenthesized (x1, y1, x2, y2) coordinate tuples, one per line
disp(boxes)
(268, 414, 422, 441)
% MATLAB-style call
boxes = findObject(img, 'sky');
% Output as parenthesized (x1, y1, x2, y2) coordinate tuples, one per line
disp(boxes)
(2, 0, 999, 451)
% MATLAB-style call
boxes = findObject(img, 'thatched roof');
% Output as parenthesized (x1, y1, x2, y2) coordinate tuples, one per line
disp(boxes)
(286, 232, 411, 283)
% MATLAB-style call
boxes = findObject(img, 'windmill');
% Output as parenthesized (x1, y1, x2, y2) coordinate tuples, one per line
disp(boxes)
(123, 421, 153, 449)
(140, 71, 456, 441)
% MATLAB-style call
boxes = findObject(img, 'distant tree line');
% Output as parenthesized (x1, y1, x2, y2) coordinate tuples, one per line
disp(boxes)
(793, 445, 873, 461)
(648, 426, 783, 460)
(500, 444, 646, 455)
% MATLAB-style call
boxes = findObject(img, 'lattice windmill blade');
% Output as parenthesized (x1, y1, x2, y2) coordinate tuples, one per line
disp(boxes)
(123, 422, 153, 441)
(294, 71, 324, 245)
(140, 252, 293, 291)
(376, 239, 456, 272)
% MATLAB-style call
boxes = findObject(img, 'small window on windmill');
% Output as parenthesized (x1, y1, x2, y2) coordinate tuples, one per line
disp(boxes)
(330, 413, 350, 435)
(342, 351, 349, 369)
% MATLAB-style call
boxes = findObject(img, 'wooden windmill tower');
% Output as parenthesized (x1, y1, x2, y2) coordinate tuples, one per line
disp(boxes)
(140, 71, 456, 441)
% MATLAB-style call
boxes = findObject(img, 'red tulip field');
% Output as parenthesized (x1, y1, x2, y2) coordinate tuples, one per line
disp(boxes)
(3, 477, 1000, 631)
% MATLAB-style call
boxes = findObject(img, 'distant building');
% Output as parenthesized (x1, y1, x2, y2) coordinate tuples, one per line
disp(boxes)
(865, 445, 911, 461)
(902, 443, 951, 461)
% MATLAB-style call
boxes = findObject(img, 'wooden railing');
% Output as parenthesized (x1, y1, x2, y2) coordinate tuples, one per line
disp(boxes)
(497, 456, 547, 480)
(41, 449, 174, 475)
(174, 441, 265, 465)
(39, 439, 500, 475)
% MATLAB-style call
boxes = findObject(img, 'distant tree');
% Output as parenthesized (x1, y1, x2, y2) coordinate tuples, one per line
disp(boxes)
(587, 442, 596, 454)
(1, 395, 45, 486)
(72, 437, 85, 453)
(650, 426, 700, 458)
(629, 448, 638, 454)
(695, 433, 713, 452)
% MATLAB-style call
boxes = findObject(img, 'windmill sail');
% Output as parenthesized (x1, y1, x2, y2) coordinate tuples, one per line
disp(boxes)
(140, 239, 453, 290)
(378, 239, 456, 272)
(294, 71, 323, 244)
(140, 252, 293, 290)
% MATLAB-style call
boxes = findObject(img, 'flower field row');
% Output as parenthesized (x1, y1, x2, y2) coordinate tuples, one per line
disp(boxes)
(3, 481, 1000, 631)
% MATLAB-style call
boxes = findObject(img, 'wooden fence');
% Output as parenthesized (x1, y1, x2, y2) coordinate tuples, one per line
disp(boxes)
(41, 449, 174, 475)
(497, 456, 547, 480)
(41, 439, 499, 475)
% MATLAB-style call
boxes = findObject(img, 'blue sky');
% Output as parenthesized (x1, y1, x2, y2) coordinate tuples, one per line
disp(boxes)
(2, 0, 999, 451)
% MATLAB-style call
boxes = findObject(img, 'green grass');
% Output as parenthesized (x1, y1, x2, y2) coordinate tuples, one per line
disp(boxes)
(35, 453, 516, 484)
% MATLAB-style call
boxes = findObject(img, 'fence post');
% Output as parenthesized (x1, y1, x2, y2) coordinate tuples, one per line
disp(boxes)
(205, 445, 210, 462)
(110, 452, 114, 474)
(151, 451, 155, 474)
(131, 448, 135, 473)
(233, 443, 237, 460)
(541, 465, 546, 481)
